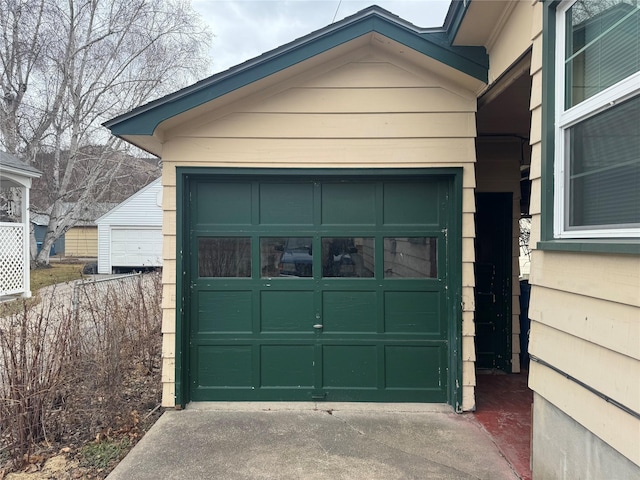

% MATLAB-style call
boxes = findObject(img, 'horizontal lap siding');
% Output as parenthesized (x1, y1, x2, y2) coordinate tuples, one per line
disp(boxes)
(527, 1, 640, 466)
(64, 227, 97, 257)
(160, 52, 478, 408)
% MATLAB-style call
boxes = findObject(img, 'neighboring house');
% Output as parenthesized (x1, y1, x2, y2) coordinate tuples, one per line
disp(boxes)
(96, 178, 163, 274)
(31, 203, 117, 258)
(105, 2, 639, 478)
(64, 203, 117, 257)
(0, 151, 42, 298)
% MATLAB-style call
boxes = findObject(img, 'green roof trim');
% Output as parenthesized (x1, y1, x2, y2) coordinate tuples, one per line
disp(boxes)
(444, 0, 473, 44)
(104, 6, 487, 137)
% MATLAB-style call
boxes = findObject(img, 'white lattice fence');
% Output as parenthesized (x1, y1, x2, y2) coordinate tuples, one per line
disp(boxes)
(0, 222, 25, 296)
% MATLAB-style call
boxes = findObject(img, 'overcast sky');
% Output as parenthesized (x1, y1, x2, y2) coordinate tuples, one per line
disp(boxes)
(192, 0, 452, 74)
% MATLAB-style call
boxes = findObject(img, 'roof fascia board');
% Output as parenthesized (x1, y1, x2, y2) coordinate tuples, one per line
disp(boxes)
(105, 9, 487, 137)
(0, 165, 42, 180)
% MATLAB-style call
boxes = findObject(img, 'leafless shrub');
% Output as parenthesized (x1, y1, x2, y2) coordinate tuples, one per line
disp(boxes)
(0, 288, 73, 468)
(0, 272, 162, 470)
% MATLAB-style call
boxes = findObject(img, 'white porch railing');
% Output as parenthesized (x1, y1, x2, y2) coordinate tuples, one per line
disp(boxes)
(0, 222, 25, 296)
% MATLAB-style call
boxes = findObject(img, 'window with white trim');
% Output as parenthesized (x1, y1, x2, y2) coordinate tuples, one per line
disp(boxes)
(554, 0, 640, 238)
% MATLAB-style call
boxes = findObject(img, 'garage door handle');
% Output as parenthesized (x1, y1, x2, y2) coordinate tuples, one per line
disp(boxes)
(313, 324, 323, 330)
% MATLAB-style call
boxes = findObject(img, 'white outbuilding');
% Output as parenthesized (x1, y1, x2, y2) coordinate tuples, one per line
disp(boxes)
(96, 178, 162, 274)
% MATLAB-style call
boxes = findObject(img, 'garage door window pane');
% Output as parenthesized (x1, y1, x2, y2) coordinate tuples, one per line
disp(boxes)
(322, 237, 374, 278)
(199, 238, 251, 277)
(384, 237, 437, 278)
(261, 237, 313, 278)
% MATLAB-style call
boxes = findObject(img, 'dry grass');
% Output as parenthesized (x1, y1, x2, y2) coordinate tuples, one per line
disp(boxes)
(30, 264, 85, 292)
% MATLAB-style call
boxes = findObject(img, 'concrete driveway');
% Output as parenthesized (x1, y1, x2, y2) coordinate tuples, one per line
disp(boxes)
(107, 403, 519, 480)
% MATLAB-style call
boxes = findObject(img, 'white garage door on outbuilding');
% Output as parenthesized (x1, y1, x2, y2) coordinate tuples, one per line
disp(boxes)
(96, 178, 163, 274)
(110, 228, 162, 270)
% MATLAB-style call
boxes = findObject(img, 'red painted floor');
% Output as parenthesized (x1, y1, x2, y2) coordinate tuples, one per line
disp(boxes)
(473, 370, 533, 480)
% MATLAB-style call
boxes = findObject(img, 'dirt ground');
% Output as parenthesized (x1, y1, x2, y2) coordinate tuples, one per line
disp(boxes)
(2, 365, 162, 480)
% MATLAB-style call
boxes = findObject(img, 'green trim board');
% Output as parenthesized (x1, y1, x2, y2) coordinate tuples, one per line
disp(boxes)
(104, 6, 487, 137)
(537, 240, 640, 255)
(540, 1, 559, 243)
(444, 0, 473, 44)
(174, 167, 463, 407)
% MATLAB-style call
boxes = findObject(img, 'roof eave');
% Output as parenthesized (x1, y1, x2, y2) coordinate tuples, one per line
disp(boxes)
(0, 164, 42, 179)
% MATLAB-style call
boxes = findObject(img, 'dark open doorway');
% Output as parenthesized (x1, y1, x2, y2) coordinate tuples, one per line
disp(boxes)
(475, 192, 513, 372)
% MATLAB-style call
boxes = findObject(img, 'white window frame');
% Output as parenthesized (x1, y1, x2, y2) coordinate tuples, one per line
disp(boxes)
(554, 0, 640, 239)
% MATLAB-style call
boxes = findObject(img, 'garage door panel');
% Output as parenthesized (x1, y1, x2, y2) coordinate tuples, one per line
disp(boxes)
(385, 344, 445, 390)
(383, 182, 440, 225)
(195, 345, 253, 388)
(323, 345, 378, 388)
(196, 182, 252, 225)
(259, 183, 314, 225)
(322, 291, 378, 333)
(196, 290, 253, 333)
(260, 290, 315, 332)
(384, 291, 442, 334)
(321, 183, 376, 225)
(111, 228, 162, 267)
(261, 345, 315, 387)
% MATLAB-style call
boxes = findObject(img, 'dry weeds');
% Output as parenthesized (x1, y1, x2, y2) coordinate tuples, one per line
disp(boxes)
(0, 272, 163, 479)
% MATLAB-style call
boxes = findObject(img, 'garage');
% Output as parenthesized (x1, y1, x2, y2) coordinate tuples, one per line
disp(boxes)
(183, 171, 460, 403)
(104, 7, 482, 409)
(96, 179, 163, 273)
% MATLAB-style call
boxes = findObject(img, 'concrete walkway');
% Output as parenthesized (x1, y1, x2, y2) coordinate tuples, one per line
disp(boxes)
(107, 403, 519, 480)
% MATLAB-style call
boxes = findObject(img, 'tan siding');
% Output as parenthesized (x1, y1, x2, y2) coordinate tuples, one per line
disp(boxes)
(192, 112, 476, 139)
(162, 186, 176, 211)
(162, 234, 176, 261)
(162, 308, 175, 334)
(462, 238, 475, 262)
(249, 87, 474, 113)
(163, 211, 176, 235)
(64, 227, 98, 257)
(161, 367, 175, 407)
(529, 363, 640, 466)
(530, 252, 640, 307)
(159, 48, 479, 409)
(530, 321, 639, 411)
(462, 311, 475, 336)
(530, 286, 640, 360)
(527, 0, 640, 466)
(163, 138, 476, 165)
(486, 1, 534, 83)
(162, 163, 177, 187)
(299, 60, 452, 88)
(529, 142, 541, 180)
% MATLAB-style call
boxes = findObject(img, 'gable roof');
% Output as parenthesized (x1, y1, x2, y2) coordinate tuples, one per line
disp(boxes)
(96, 177, 162, 224)
(0, 151, 42, 178)
(31, 202, 119, 227)
(104, 5, 487, 148)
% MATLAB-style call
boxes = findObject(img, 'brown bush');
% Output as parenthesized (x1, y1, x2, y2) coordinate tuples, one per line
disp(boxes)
(0, 272, 162, 471)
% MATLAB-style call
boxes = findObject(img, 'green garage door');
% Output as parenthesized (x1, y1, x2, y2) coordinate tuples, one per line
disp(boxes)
(185, 174, 456, 402)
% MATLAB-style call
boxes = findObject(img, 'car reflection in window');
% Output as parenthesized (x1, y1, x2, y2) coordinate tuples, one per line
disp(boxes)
(260, 237, 313, 278)
(322, 237, 374, 278)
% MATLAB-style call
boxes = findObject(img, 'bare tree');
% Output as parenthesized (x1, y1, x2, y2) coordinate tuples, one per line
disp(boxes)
(0, 0, 211, 265)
